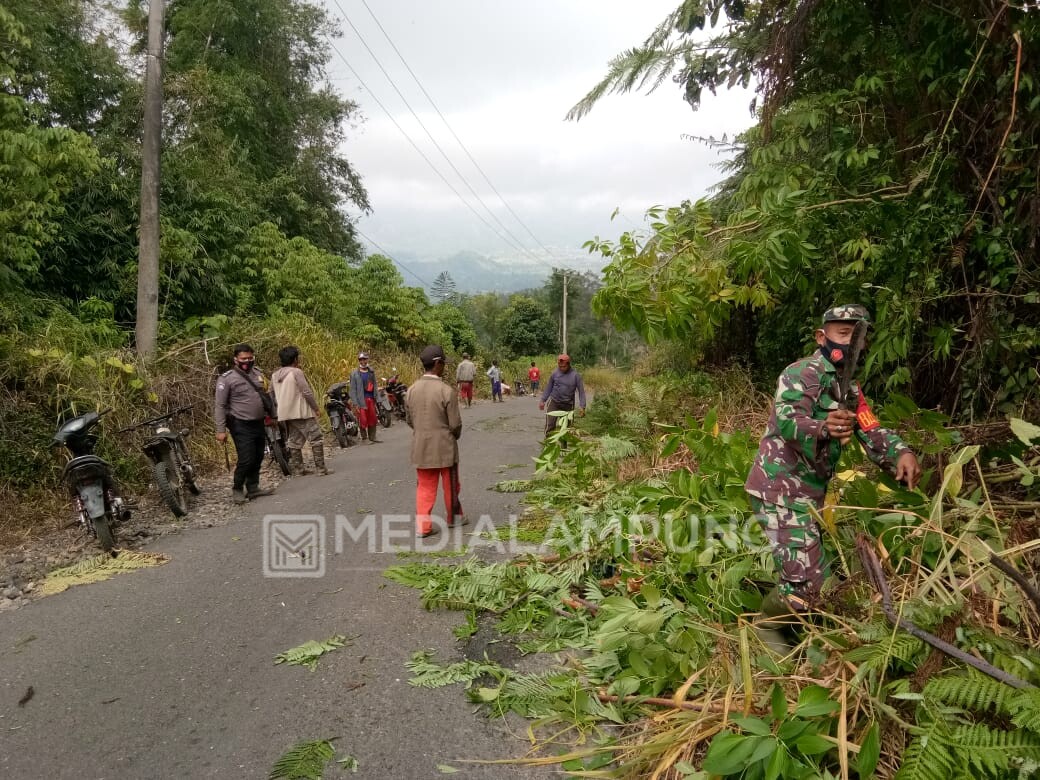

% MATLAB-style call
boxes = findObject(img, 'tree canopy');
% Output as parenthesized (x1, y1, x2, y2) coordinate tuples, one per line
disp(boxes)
(577, 0, 1039, 418)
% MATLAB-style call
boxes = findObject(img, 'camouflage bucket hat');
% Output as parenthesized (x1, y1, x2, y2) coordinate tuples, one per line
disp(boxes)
(822, 304, 871, 325)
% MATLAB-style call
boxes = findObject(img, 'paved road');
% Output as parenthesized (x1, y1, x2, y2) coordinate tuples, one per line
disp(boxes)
(1, 397, 553, 779)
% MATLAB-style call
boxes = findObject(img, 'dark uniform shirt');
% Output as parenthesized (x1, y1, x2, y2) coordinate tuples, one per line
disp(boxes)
(214, 367, 267, 433)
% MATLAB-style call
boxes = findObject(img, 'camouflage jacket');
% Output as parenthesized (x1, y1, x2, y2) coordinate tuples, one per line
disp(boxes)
(745, 351, 911, 508)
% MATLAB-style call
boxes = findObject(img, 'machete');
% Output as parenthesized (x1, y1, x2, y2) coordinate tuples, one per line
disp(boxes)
(814, 319, 869, 478)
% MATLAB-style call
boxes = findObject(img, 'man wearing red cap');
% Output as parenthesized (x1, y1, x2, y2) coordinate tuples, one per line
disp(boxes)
(406, 344, 466, 537)
(539, 354, 586, 437)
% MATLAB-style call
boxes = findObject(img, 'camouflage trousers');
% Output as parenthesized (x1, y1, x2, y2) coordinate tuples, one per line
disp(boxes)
(750, 497, 828, 605)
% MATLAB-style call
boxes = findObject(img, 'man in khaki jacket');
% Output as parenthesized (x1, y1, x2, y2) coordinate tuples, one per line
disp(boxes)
(406, 345, 465, 537)
(271, 345, 334, 476)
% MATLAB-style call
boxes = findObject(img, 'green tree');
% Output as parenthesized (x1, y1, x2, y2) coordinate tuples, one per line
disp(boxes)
(500, 295, 557, 358)
(0, 5, 101, 294)
(462, 292, 509, 353)
(427, 303, 478, 354)
(430, 271, 458, 304)
(576, 0, 1040, 417)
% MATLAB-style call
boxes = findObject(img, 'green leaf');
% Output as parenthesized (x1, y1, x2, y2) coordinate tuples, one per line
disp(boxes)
(274, 635, 349, 671)
(1010, 418, 1040, 446)
(703, 732, 758, 775)
(733, 715, 773, 737)
(795, 685, 840, 717)
(436, 765, 460, 774)
(337, 754, 359, 773)
(856, 723, 880, 778)
(269, 739, 336, 780)
(764, 746, 788, 780)
(771, 683, 788, 721)
(794, 734, 833, 756)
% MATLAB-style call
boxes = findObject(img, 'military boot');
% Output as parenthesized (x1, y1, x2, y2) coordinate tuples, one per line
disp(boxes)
(312, 444, 334, 475)
(289, 448, 313, 476)
(753, 589, 799, 655)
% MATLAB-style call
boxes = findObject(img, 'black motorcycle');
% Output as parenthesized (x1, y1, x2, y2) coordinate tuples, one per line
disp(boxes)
(265, 416, 291, 476)
(325, 382, 360, 448)
(375, 385, 394, 428)
(383, 372, 408, 421)
(52, 409, 130, 553)
(122, 405, 201, 517)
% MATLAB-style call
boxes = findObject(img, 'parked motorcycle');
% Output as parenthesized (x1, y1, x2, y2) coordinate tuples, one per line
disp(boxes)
(266, 416, 291, 476)
(325, 382, 360, 448)
(121, 405, 201, 517)
(52, 409, 130, 553)
(374, 386, 393, 428)
(382, 371, 408, 421)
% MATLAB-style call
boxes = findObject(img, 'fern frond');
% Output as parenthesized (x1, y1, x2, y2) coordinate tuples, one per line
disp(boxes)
(924, 673, 1016, 716)
(566, 42, 697, 121)
(274, 635, 349, 671)
(596, 435, 639, 463)
(269, 738, 335, 780)
(846, 632, 926, 676)
(894, 719, 959, 780)
(42, 550, 169, 595)
(405, 650, 502, 689)
(1010, 688, 1040, 733)
(493, 479, 533, 493)
(951, 723, 1040, 775)
(383, 563, 452, 590)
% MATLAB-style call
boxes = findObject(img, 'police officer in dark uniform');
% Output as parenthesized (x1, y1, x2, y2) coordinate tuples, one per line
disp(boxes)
(214, 343, 276, 503)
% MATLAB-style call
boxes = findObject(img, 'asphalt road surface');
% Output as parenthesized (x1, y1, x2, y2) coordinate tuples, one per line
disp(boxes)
(1, 396, 556, 779)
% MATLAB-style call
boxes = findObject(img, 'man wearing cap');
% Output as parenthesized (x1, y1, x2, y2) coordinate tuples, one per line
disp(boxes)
(456, 352, 477, 408)
(349, 352, 381, 443)
(539, 354, 587, 438)
(745, 304, 921, 619)
(405, 345, 465, 537)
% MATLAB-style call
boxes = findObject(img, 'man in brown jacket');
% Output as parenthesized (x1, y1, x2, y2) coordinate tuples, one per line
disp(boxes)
(271, 345, 334, 476)
(405, 345, 466, 537)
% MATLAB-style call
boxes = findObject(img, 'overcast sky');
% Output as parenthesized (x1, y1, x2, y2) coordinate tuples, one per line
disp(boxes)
(322, 0, 754, 271)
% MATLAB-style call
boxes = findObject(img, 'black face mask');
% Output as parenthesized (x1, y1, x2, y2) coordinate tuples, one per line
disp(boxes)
(235, 359, 255, 372)
(821, 338, 848, 366)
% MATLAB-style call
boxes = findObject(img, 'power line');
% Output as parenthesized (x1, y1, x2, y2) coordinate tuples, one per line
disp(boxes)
(357, 0, 563, 265)
(326, 41, 537, 261)
(353, 226, 433, 289)
(328, 0, 553, 269)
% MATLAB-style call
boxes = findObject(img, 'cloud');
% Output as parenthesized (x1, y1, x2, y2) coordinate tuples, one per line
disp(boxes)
(325, 0, 755, 261)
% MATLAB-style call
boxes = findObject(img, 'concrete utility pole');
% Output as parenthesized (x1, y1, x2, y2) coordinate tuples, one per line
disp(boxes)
(561, 271, 568, 355)
(136, 0, 164, 358)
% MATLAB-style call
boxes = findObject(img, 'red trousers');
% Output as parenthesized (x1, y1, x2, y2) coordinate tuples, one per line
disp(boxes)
(356, 397, 377, 428)
(458, 381, 473, 400)
(416, 464, 462, 534)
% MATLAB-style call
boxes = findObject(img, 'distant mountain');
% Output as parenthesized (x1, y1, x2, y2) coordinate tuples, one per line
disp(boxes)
(386, 248, 602, 295)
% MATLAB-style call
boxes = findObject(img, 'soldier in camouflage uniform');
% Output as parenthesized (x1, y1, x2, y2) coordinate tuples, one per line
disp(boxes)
(745, 304, 921, 613)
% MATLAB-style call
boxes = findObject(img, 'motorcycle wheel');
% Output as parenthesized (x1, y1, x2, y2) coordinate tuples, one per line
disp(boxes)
(270, 438, 291, 476)
(333, 422, 349, 449)
(155, 460, 189, 517)
(94, 515, 116, 553)
(183, 451, 202, 494)
(379, 409, 392, 428)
